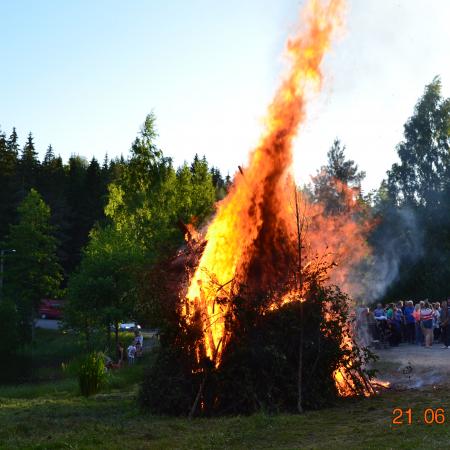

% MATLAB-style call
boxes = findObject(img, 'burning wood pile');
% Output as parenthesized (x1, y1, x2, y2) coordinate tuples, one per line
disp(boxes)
(139, 0, 378, 416)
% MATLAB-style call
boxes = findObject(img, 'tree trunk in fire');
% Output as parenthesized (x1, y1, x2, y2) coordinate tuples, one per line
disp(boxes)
(295, 188, 304, 414)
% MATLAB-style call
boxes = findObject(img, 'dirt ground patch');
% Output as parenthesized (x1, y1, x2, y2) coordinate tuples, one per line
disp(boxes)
(373, 343, 450, 389)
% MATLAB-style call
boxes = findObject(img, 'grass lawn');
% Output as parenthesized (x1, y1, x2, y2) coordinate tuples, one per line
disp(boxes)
(2, 331, 450, 449)
(2, 328, 137, 385)
(2, 370, 450, 450)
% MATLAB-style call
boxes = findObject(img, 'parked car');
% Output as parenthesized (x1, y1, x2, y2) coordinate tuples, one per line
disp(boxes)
(38, 299, 64, 320)
(118, 322, 141, 332)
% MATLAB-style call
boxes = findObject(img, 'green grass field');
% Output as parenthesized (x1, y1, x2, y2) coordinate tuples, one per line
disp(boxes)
(1, 372, 450, 449)
(2, 328, 137, 385)
(2, 329, 450, 449)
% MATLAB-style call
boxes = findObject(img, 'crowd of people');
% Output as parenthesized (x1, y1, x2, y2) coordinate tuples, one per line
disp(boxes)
(356, 299, 450, 349)
(105, 329, 144, 370)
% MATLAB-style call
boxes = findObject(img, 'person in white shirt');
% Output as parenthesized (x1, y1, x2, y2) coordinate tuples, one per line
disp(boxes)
(127, 344, 136, 364)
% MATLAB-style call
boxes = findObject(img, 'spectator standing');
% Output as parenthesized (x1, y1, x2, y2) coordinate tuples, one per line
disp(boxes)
(374, 303, 386, 319)
(367, 309, 377, 344)
(134, 330, 144, 347)
(420, 301, 434, 348)
(433, 303, 441, 343)
(391, 306, 403, 346)
(373, 303, 388, 346)
(413, 304, 423, 345)
(404, 301, 415, 344)
(116, 342, 124, 367)
(441, 299, 450, 349)
(397, 301, 406, 342)
(356, 307, 371, 347)
(135, 341, 143, 358)
(127, 343, 136, 365)
(386, 304, 394, 320)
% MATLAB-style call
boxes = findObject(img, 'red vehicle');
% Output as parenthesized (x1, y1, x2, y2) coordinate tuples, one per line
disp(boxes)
(38, 299, 64, 320)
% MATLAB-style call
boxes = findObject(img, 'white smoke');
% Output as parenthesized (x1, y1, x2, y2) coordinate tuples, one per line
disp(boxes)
(351, 207, 424, 303)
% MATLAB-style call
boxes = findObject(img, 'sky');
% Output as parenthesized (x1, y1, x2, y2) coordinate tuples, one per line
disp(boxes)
(1, 0, 449, 193)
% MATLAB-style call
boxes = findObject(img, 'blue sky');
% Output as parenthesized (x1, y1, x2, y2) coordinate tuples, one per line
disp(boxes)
(1, 0, 449, 192)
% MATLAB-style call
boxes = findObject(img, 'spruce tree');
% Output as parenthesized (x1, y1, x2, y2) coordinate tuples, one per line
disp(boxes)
(7, 127, 19, 157)
(0, 128, 20, 239)
(313, 139, 365, 214)
(19, 132, 40, 195)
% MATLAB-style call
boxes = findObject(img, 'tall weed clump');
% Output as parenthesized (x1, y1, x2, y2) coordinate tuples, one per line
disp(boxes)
(78, 352, 106, 397)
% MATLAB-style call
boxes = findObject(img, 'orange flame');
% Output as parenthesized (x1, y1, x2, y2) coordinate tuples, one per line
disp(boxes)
(306, 180, 371, 295)
(183, 0, 346, 366)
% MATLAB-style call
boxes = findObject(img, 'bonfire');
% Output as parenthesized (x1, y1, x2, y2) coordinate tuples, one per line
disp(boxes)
(140, 0, 379, 416)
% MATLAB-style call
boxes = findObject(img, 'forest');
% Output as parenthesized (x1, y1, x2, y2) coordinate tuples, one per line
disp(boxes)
(0, 77, 449, 389)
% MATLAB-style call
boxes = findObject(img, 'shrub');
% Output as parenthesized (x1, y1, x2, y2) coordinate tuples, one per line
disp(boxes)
(139, 284, 376, 416)
(139, 346, 198, 415)
(0, 299, 20, 356)
(77, 352, 107, 397)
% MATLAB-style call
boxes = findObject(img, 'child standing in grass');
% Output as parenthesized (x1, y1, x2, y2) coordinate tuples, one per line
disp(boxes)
(116, 342, 124, 367)
(127, 343, 136, 365)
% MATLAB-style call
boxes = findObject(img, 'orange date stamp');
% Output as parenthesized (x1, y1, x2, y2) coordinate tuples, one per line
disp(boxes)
(392, 408, 446, 425)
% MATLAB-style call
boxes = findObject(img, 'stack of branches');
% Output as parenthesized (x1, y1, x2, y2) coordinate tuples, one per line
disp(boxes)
(138, 245, 377, 416)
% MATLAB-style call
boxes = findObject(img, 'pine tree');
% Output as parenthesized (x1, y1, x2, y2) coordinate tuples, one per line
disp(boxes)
(85, 157, 107, 228)
(38, 146, 69, 272)
(43, 144, 55, 165)
(312, 139, 365, 214)
(7, 127, 19, 157)
(65, 155, 89, 272)
(190, 155, 216, 221)
(210, 166, 227, 200)
(0, 128, 20, 240)
(19, 132, 40, 195)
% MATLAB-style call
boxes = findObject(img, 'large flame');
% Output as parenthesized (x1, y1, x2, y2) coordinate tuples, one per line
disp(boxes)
(184, 0, 346, 365)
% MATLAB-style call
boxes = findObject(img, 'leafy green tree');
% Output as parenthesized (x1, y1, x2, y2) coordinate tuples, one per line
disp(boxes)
(105, 113, 180, 255)
(65, 225, 140, 348)
(4, 189, 63, 342)
(388, 76, 450, 207)
(105, 113, 218, 258)
(175, 163, 194, 222)
(370, 78, 450, 301)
